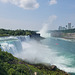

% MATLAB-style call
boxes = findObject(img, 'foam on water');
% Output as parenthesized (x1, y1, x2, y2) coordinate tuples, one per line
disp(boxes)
(0, 36, 75, 73)
(15, 39, 75, 73)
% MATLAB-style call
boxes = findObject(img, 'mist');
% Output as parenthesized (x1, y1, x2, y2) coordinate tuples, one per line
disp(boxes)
(39, 15, 57, 37)
(13, 38, 75, 73)
(15, 39, 57, 64)
(0, 36, 75, 73)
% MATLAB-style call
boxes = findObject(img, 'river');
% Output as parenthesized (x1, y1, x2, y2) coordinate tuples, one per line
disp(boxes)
(0, 36, 75, 75)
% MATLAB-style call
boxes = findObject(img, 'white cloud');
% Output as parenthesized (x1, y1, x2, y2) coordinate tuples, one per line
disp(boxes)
(0, 0, 39, 10)
(49, 0, 57, 5)
(0, 0, 8, 3)
(48, 15, 57, 23)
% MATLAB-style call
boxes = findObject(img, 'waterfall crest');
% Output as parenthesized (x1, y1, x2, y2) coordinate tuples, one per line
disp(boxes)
(0, 36, 30, 55)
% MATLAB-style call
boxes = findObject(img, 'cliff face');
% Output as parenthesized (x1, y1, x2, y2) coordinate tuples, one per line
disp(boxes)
(51, 32, 64, 37)
(51, 32, 75, 39)
(30, 33, 44, 41)
(64, 33, 75, 39)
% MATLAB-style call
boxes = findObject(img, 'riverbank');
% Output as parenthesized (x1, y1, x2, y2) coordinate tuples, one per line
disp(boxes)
(0, 48, 70, 75)
(0, 28, 44, 41)
(51, 31, 75, 40)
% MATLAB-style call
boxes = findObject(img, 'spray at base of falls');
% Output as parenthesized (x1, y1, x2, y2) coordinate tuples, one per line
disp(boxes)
(0, 36, 75, 73)
(37, 24, 51, 38)
(38, 15, 57, 38)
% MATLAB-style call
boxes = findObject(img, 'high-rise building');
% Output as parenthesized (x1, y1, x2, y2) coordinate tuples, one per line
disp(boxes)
(58, 26, 66, 30)
(62, 27, 66, 30)
(58, 26, 62, 30)
(68, 23, 71, 29)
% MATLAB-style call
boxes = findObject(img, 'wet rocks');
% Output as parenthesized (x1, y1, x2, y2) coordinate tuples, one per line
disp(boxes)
(51, 65, 57, 70)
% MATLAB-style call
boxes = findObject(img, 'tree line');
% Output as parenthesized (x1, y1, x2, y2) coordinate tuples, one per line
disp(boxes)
(0, 29, 37, 36)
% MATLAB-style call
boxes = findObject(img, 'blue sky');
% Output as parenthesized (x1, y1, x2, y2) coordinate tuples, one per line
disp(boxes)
(0, 0, 75, 30)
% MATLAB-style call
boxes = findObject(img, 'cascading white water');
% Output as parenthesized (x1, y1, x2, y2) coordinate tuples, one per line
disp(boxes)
(16, 35, 30, 42)
(38, 15, 57, 38)
(0, 35, 75, 74)
(37, 24, 51, 38)
(0, 36, 30, 55)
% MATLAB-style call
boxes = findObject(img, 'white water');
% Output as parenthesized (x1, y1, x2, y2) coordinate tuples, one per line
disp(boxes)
(37, 24, 51, 38)
(38, 15, 57, 38)
(0, 36, 75, 74)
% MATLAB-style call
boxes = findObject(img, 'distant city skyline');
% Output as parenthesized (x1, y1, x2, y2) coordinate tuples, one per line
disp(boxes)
(0, 0, 75, 30)
(58, 23, 74, 30)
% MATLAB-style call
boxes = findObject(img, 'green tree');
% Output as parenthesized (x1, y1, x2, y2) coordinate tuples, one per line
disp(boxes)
(8, 68, 15, 75)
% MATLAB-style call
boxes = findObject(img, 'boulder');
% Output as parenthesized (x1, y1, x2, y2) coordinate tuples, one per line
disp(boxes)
(51, 65, 57, 70)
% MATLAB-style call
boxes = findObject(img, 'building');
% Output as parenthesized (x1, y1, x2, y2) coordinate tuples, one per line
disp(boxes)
(58, 26, 62, 30)
(68, 23, 71, 29)
(58, 26, 66, 30)
(58, 23, 73, 30)
(62, 27, 66, 30)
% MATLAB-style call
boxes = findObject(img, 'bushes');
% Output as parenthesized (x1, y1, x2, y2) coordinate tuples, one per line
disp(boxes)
(0, 29, 37, 36)
(0, 49, 31, 75)
(0, 64, 8, 75)
(0, 49, 69, 75)
(8, 68, 15, 75)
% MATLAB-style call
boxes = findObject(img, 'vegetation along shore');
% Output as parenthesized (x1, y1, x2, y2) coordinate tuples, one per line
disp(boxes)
(0, 48, 70, 75)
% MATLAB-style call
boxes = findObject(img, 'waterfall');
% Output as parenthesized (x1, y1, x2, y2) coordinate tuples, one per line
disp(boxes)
(16, 35, 30, 42)
(0, 36, 30, 55)
(0, 35, 75, 73)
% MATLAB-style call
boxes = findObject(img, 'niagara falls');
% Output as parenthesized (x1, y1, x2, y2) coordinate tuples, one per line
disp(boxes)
(0, 0, 75, 75)
(0, 31, 75, 75)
